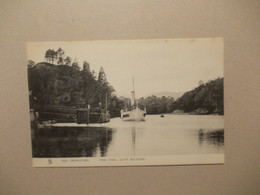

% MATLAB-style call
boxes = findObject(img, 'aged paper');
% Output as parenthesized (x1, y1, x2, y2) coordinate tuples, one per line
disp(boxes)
(27, 38, 224, 167)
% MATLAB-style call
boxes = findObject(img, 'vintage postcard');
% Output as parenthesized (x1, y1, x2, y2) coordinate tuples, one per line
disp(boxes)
(27, 38, 224, 167)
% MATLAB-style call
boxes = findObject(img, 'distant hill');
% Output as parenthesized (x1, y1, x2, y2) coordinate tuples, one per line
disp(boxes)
(143, 92, 184, 100)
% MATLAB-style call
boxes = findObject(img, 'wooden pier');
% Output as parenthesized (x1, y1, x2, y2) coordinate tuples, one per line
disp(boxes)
(33, 105, 110, 124)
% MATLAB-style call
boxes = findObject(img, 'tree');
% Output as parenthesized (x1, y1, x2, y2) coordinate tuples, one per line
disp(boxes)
(27, 60, 35, 68)
(56, 48, 65, 65)
(97, 66, 109, 95)
(198, 80, 204, 86)
(98, 67, 107, 86)
(71, 59, 80, 71)
(45, 49, 57, 64)
(83, 61, 90, 72)
(50, 50, 57, 64)
(97, 67, 114, 108)
(64, 56, 72, 66)
(92, 70, 96, 78)
(45, 49, 52, 63)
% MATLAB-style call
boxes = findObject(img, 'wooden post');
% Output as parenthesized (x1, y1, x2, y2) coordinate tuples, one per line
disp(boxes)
(86, 109, 89, 125)
(76, 110, 80, 124)
(87, 105, 90, 125)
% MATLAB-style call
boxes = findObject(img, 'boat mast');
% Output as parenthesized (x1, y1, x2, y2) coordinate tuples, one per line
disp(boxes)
(131, 76, 136, 106)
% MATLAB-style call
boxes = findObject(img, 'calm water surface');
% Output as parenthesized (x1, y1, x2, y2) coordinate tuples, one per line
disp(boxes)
(32, 115, 224, 157)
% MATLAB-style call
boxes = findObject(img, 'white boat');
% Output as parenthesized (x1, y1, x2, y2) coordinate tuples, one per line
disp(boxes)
(120, 78, 146, 121)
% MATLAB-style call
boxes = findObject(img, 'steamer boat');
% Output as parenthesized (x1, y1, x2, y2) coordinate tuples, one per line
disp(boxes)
(120, 78, 146, 121)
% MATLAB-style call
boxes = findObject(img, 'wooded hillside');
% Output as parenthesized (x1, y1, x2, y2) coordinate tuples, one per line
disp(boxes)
(28, 62, 124, 117)
(137, 78, 223, 115)
(172, 78, 224, 115)
(27, 47, 223, 117)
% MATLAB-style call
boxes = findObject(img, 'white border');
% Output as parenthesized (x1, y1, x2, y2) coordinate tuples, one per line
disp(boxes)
(33, 154, 224, 167)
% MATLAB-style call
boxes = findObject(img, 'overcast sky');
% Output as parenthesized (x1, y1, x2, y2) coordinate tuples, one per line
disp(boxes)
(27, 38, 223, 98)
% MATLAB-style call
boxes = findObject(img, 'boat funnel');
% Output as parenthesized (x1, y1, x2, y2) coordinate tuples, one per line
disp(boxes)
(131, 91, 135, 106)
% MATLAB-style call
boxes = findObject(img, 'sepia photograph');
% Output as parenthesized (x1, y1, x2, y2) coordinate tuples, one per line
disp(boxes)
(27, 38, 224, 167)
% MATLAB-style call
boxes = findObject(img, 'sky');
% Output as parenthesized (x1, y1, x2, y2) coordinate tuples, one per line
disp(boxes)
(27, 38, 223, 98)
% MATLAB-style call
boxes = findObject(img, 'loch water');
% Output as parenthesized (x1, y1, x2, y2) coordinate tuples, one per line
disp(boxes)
(32, 115, 224, 158)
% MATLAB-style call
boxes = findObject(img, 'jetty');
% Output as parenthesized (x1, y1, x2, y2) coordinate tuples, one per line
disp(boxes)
(32, 104, 110, 128)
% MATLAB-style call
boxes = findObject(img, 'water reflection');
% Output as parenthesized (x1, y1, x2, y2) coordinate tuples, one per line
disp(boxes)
(131, 127, 135, 155)
(31, 115, 224, 158)
(32, 127, 113, 158)
(198, 129, 224, 146)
